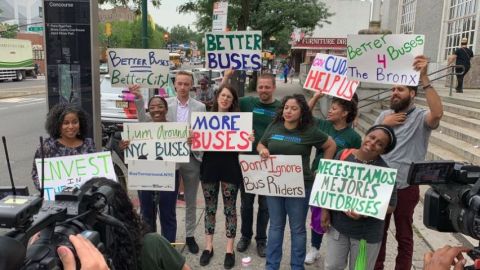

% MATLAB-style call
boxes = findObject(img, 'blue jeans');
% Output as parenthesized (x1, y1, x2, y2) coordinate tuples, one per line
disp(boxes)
(138, 172, 179, 242)
(266, 188, 311, 270)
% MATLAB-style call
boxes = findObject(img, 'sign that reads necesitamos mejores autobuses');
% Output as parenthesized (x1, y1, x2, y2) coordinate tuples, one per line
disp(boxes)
(205, 31, 262, 71)
(127, 160, 176, 191)
(35, 152, 117, 201)
(122, 122, 190, 163)
(309, 159, 397, 220)
(239, 155, 305, 197)
(107, 48, 170, 88)
(346, 34, 425, 86)
(191, 112, 253, 152)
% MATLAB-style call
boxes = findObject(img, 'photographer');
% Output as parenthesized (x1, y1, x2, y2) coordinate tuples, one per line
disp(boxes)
(423, 245, 470, 270)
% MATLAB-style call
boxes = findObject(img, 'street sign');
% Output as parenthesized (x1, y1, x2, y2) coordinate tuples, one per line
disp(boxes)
(28, 26, 44, 32)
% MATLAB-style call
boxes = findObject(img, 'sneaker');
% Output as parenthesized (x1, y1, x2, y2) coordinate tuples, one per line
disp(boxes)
(236, 237, 251, 252)
(256, 242, 266, 257)
(186, 237, 199, 254)
(224, 252, 235, 269)
(304, 247, 320, 265)
(199, 249, 214, 266)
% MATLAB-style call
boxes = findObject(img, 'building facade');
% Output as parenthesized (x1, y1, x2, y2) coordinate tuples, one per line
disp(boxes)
(381, 0, 479, 87)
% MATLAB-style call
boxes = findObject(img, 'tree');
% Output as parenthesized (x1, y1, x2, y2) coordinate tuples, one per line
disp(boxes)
(169, 25, 193, 45)
(0, 8, 19, 38)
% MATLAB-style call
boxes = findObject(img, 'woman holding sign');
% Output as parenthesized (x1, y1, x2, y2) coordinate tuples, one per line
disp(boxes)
(321, 124, 397, 270)
(31, 103, 95, 191)
(198, 84, 247, 269)
(128, 85, 179, 243)
(257, 94, 336, 270)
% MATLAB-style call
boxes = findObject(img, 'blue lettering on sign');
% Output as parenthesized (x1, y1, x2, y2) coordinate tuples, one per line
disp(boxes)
(192, 115, 241, 130)
(271, 134, 302, 143)
(325, 55, 347, 75)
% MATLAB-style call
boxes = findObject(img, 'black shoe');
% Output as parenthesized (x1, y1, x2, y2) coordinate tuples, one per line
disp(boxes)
(236, 237, 251, 252)
(257, 242, 267, 257)
(186, 237, 199, 254)
(199, 249, 214, 266)
(224, 252, 235, 269)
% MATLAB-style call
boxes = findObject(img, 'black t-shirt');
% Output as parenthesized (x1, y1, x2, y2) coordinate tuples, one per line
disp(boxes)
(455, 47, 474, 66)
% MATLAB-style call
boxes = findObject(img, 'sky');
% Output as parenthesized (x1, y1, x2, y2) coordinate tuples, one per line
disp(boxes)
(148, 0, 197, 31)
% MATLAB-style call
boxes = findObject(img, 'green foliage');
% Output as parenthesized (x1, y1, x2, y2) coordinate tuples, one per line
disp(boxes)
(0, 23, 19, 38)
(98, 20, 167, 49)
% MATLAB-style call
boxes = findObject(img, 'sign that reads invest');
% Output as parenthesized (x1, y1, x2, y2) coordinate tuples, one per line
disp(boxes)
(309, 159, 397, 220)
(239, 155, 305, 197)
(107, 48, 170, 88)
(303, 53, 359, 101)
(346, 34, 425, 86)
(191, 112, 253, 151)
(35, 152, 117, 201)
(205, 31, 262, 71)
(122, 122, 190, 163)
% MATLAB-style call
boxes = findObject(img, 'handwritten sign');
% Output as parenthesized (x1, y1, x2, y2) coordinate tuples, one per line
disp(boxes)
(309, 159, 397, 219)
(205, 31, 262, 71)
(35, 152, 117, 201)
(304, 53, 359, 101)
(239, 155, 305, 197)
(127, 160, 176, 191)
(107, 48, 170, 88)
(346, 34, 425, 86)
(122, 122, 190, 162)
(191, 112, 253, 151)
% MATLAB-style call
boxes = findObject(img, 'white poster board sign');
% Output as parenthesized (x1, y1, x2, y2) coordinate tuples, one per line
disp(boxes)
(35, 152, 117, 201)
(346, 34, 425, 86)
(309, 159, 397, 220)
(303, 53, 359, 101)
(127, 160, 176, 191)
(107, 48, 170, 88)
(205, 31, 262, 71)
(212, 1, 228, 32)
(122, 122, 190, 163)
(239, 155, 305, 197)
(191, 112, 253, 152)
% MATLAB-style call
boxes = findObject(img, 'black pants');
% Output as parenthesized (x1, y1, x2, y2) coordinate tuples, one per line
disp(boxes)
(455, 65, 470, 92)
(239, 185, 269, 243)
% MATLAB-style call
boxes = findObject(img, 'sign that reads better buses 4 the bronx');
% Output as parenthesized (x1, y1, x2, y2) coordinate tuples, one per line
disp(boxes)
(107, 48, 170, 88)
(205, 31, 262, 71)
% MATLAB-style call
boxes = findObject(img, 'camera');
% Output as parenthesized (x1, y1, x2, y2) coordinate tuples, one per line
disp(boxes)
(0, 181, 118, 270)
(408, 160, 480, 239)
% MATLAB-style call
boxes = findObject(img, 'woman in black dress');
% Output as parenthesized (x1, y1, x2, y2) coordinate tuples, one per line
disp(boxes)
(199, 84, 245, 269)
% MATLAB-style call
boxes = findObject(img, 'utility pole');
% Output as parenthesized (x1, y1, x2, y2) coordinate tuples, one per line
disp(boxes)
(141, 0, 148, 49)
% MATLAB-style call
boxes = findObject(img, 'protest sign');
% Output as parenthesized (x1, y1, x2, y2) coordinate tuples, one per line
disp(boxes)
(205, 31, 262, 71)
(303, 53, 359, 101)
(239, 155, 305, 197)
(309, 159, 397, 219)
(127, 160, 176, 191)
(122, 122, 190, 162)
(35, 152, 117, 201)
(191, 112, 252, 151)
(346, 34, 425, 86)
(107, 48, 170, 88)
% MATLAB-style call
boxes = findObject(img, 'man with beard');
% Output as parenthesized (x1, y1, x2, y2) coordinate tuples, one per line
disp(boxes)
(222, 70, 280, 257)
(373, 55, 444, 270)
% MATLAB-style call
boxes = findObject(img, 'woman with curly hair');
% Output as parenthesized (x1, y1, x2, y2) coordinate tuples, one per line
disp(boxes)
(31, 103, 95, 191)
(257, 94, 336, 270)
(79, 177, 191, 270)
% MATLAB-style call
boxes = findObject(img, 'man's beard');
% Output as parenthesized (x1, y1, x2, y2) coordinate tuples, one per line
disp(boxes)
(390, 96, 412, 112)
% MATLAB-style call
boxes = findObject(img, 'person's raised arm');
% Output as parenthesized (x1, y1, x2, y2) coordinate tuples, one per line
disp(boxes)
(308, 91, 324, 111)
(128, 84, 150, 122)
(320, 137, 336, 160)
(414, 55, 443, 129)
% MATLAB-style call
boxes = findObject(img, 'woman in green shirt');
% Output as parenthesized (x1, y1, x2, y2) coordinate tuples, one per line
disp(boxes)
(257, 94, 336, 270)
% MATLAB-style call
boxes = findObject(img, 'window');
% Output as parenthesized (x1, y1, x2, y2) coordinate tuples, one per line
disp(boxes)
(399, 0, 417, 34)
(444, 0, 478, 59)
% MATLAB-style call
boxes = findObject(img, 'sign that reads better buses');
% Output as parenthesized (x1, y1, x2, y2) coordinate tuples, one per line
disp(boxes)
(35, 152, 117, 201)
(309, 159, 397, 220)
(107, 48, 170, 88)
(346, 34, 425, 86)
(205, 31, 262, 71)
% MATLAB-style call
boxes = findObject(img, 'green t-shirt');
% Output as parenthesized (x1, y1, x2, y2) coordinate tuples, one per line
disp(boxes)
(311, 118, 362, 171)
(240, 96, 281, 153)
(140, 233, 186, 270)
(260, 121, 329, 186)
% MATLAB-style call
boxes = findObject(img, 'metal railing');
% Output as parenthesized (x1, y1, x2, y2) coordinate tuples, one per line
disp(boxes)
(358, 65, 465, 109)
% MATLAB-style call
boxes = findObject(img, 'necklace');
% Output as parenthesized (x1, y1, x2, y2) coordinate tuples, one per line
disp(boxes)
(352, 153, 376, 164)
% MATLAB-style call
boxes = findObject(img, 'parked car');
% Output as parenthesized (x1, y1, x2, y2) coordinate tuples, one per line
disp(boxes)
(99, 63, 109, 74)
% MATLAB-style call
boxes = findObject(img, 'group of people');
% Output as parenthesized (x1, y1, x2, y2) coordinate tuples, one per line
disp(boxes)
(29, 54, 472, 270)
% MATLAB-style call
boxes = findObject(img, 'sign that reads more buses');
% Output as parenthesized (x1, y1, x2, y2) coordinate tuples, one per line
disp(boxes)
(107, 48, 170, 88)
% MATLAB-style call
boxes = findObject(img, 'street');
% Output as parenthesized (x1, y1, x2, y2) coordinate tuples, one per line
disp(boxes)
(0, 78, 47, 194)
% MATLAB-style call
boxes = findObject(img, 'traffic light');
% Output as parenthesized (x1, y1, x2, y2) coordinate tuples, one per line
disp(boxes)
(105, 22, 112, 37)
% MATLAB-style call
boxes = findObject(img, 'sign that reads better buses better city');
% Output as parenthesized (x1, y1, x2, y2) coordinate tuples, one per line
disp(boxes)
(205, 31, 262, 71)
(107, 48, 170, 88)
(309, 159, 397, 220)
